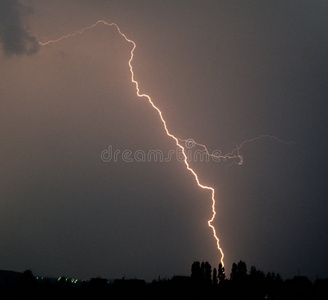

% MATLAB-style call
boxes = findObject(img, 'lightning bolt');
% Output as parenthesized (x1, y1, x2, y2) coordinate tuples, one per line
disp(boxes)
(39, 20, 294, 269)
(39, 20, 226, 266)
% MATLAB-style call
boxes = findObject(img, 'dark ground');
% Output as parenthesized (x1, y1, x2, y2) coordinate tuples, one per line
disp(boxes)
(1, 261, 327, 299)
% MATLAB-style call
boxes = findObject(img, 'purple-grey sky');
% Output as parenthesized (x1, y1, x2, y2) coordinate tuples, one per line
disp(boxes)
(1, 0, 328, 282)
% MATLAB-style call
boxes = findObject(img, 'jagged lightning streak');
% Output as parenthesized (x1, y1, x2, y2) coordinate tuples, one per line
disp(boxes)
(39, 21, 225, 266)
(39, 20, 293, 268)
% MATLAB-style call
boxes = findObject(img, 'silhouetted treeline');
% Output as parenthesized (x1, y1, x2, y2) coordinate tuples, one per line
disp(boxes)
(0, 261, 327, 299)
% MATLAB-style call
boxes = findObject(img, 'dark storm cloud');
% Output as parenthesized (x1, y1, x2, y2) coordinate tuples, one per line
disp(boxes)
(0, 0, 39, 55)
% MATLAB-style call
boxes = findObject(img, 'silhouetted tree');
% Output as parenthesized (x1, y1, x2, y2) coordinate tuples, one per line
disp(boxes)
(212, 268, 217, 286)
(249, 266, 265, 281)
(191, 261, 212, 284)
(0, 262, 321, 300)
(21, 270, 35, 285)
(201, 262, 205, 279)
(231, 263, 238, 281)
(218, 263, 225, 283)
(191, 261, 202, 280)
(230, 260, 247, 282)
(266, 271, 275, 281)
(238, 260, 247, 280)
(204, 262, 212, 283)
(19, 270, 37, 298)
(275, 273, 282, 282)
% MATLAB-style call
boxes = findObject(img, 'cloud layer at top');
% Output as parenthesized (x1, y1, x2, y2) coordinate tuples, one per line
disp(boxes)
(0, 0, 39, 55)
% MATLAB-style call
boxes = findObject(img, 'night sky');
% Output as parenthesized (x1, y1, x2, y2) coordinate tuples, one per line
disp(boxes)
(1, 0, 328, 282)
